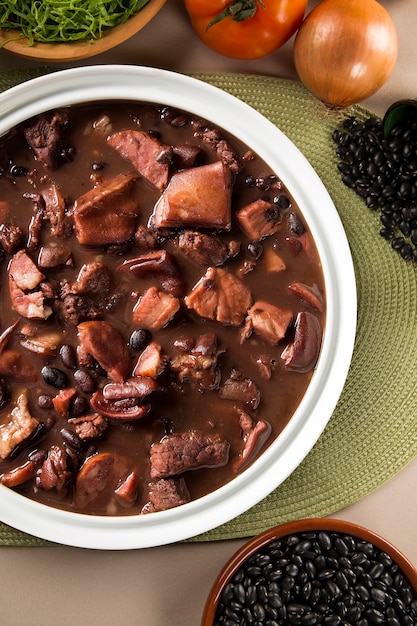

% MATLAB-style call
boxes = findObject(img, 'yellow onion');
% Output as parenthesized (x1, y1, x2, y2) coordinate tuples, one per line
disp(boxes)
(293, 0, 398, 108)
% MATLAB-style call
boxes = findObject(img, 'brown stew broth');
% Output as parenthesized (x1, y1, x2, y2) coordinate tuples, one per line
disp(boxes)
(0, 101, 325, 515)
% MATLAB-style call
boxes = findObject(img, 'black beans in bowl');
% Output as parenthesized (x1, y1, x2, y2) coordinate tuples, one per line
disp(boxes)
(201, 518, 417, 626)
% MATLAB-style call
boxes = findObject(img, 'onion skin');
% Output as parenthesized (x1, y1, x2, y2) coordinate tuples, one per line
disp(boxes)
(293, 0, 398, 108)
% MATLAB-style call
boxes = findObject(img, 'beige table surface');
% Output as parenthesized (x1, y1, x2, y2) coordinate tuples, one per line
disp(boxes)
(1, 2, 417, 625)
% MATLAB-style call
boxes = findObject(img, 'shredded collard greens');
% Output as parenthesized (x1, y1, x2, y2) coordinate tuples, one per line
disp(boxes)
(0, 0, 151, 45)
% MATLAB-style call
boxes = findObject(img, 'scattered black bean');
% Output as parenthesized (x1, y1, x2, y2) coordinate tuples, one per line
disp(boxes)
(129, 328, 152, 352)
(59, 344, 78, 369)
(73, 368, 96, 394)
(37, 394, 53, 410)
(60, 428, 82, 450)
(41, 366, 68, 389)
(213, 530, 417, 626)
(333, 114, 417, 262)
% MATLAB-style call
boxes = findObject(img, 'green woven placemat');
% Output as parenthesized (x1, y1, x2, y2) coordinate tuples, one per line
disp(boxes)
(0, 69, 416, 547)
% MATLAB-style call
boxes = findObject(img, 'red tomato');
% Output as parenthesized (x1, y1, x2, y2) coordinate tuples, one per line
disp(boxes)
(184, 0, 308, 59)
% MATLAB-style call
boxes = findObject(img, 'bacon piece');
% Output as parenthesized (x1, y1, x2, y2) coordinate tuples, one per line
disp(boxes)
(9, 249, 44, 291)
(73, 171, 140, 246)
(149, 161, 232, 230)
(52, 388, 77, 418)
(132, 342, 167, 379)
(8, 250, 53, 320)
(246, 300, 292, 345)
(236, 199, 282, 240)
(0, 393, 40, 460)
(107, 130, 170, 191)
(77, 321, 130, 382)
(185, 267, 252, 327)
(114, 471, 138, 506)
(132, 287, 180, 330)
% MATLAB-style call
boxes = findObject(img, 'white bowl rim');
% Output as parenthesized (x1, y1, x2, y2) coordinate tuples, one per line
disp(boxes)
(0, 65, 357, 550)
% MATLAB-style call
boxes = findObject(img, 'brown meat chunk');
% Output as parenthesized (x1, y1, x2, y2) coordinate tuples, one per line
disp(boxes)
(132, 342, 167, 379)
(9, 249, 44, 291)
(107, 130, 170, 191)
(38, 245, 73, 268)
(36, 445, 71, 491)
(73, 171, 140, 246)
(192, 121, 243, 173)
(23, 111, 68, 169)
(0, 392, 39, 460)
(118, 250, 185, 298)
(54, 294, 101, 326)
(142, 477, 191, 513)
(77, 321, 131, 382)
(0, 223, 23, 255)
(236, 199, 282, 241)
(134, 224, 158, 250)
(65, 262, 112, 296)
(246, 300, 292, 345)
(176, 230, 240, 268)
(70, 413, 108, 440)
(220, 370, 260, 410)
(185, 267, 252, 327)
(132, 287, 180, 330)
(149, 161, 232, 230)
(149, 430, 230, 479)
(171, 333, 223, 390)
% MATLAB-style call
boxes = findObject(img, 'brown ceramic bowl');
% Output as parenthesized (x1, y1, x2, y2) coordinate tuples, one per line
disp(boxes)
(202, 518, 417, 625)
(0, 0, 167, 62)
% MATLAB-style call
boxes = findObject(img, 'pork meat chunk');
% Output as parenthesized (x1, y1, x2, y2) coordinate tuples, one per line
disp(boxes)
(107, 130, 170, 191)
(246, 300, 292, 345)
(185, 267, 252, 326)
(142, 477, 191, 513)
(176, 230, 240, 268)
(149, 161, 232, 230)
(0, 392, 40, 460)
(236, 199, 282, 241)
(132, 287, 180, 330)
(73, 171, 140, 245)
(149, 430, 230, 479)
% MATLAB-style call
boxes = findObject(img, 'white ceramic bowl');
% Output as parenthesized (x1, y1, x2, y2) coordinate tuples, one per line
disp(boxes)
(0, 66, 356, 549)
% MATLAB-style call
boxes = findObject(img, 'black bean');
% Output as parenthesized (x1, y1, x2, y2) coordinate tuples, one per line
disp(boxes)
(60, 428, 82, 450)
(213, 530, 417, 626)
(74, 368, 96, 394)
(38, 394, 53, 410)
(60, 344, 78, 369)
(41, 366, 67, 389)
(129, 328, 152, 351)
(70, 395, 89, 418)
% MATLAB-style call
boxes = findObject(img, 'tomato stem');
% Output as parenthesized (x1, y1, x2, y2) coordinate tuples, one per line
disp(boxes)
(207, 0, 265, 29)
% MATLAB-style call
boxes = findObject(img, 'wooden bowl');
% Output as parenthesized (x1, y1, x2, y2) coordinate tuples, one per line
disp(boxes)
(0, 0, 167, 62)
